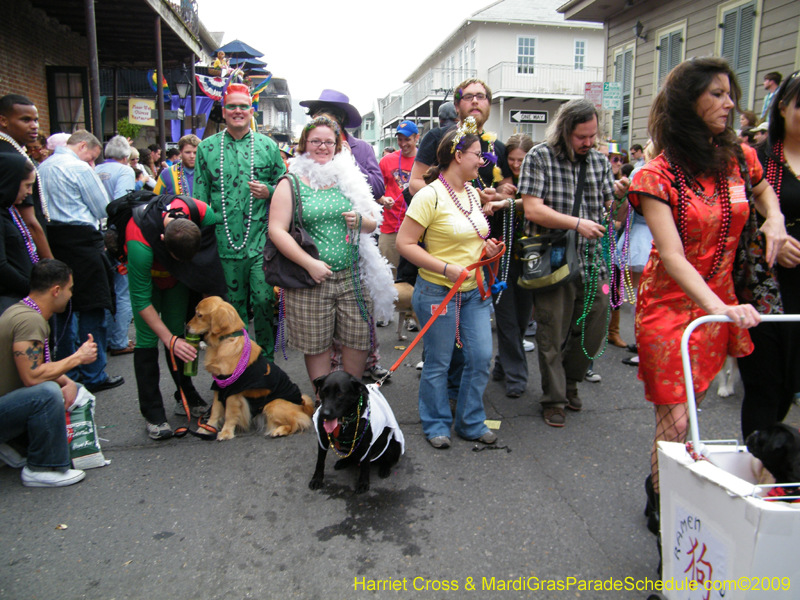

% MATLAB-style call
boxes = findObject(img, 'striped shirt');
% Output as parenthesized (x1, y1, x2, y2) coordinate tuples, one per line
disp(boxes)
(38, 147, 110, 228)
(518, 143, 615, 279)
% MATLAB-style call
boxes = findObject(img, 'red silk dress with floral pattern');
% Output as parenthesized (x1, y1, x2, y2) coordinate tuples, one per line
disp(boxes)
(628, 148, 761, 405)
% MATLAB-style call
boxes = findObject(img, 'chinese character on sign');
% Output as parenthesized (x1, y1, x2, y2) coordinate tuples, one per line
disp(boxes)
(683, 538, 713, 600)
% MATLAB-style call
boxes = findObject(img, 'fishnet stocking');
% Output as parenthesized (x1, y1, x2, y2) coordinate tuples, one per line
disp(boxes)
(650, 394, 704, 493)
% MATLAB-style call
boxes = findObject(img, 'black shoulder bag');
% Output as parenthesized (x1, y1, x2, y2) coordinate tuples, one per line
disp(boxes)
(516, 159, 587, 293)
(262, 173, 321, 289)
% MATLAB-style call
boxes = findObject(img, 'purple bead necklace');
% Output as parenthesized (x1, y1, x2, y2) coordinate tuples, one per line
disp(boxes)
(9, 205, 39, 264)
(438, 174, 489, 240)
(21, 296, 50, 363)
(212, 328, 251, 388)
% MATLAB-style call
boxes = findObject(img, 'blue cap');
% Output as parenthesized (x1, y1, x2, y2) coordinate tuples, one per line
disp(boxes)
(396, 120, 419, 137)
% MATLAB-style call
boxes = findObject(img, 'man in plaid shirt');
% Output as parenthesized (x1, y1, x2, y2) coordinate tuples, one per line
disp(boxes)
(519, 99, 627, 428)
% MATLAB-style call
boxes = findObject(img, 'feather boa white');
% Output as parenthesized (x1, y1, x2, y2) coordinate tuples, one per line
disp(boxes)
(288, 152, 397, 321)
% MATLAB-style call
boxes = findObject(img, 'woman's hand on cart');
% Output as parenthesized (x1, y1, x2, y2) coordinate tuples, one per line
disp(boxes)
(714, 303, 761, 329)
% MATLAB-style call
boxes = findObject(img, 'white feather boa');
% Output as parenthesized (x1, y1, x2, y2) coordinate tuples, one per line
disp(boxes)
(288, 152, 397, 322)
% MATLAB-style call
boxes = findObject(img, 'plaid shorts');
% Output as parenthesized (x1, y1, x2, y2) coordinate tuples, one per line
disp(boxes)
(284, 269, 373, 354)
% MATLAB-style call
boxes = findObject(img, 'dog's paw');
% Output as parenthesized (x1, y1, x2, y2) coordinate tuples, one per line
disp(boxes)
(308, 478, 324, 490)
(333, 458, 350, 471)
(717, 384, 734, 398)
(355, 481, 370, 494)
(378, 465, 392, 479)
(216, 428, 235, 441)
(269, 426, 291, 437)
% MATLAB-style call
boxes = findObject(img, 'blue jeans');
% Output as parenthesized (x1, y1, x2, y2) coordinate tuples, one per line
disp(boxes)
(0, 381, 70, 470)
(412, 277, 493, 440)
(105, 269, 132, 350)
(55, 308, 109, 387)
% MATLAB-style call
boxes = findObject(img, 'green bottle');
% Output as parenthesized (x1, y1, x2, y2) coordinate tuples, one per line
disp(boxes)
(184, 333, 201, 377)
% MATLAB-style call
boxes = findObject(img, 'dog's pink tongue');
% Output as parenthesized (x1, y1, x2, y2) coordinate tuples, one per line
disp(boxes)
(323, 418, 338, 434)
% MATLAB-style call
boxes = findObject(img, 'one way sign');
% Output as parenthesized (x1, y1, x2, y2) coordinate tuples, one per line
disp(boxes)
(509, 110, 548, 124)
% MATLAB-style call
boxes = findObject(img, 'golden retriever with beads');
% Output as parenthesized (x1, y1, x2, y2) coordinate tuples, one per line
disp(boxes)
(187, 296, 314, 441)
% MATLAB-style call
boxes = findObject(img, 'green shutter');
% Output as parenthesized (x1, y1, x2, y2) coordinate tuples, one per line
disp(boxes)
(658, 34, 670, 88)
(722, 2, 756, 107)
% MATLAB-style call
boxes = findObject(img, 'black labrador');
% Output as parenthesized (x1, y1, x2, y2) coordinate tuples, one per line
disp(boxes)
(746, 423, 800, 498)
(309, 371, 403, 494)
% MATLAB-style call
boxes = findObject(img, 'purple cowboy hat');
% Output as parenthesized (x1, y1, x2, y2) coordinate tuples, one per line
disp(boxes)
(299, 89, 362, 128)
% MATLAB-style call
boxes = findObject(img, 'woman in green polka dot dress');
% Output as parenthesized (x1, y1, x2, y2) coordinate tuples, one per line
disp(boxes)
(269, 116, 396, 388)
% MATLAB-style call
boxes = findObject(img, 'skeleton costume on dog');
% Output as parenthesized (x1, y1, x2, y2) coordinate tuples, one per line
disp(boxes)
(288, 152, 397, 322)
(313, 384, 405, 460)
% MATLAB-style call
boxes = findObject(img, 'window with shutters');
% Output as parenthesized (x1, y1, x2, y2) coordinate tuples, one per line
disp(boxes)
(517, 36, 536, 75)
(717, 0, 762, 111)
(574, 39, 586, 70)
(654, 22, 686, 93)
(612, 44, 635, 148)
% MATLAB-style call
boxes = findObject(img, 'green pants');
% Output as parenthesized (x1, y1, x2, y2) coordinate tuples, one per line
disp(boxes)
(222, 254, 274, 360)
(133, 281, 191, 348)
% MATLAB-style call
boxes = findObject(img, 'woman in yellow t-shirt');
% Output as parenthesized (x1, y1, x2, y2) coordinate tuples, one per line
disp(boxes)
(397, 121, 502, 449)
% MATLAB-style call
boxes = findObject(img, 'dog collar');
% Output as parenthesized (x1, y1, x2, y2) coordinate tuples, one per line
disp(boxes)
(218, 330, 245, 342)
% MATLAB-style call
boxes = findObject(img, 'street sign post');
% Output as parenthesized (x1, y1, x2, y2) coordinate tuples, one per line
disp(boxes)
(509, 110, 548, 124)
(584, 82, 603, 110)
(602, 82, 622, 111)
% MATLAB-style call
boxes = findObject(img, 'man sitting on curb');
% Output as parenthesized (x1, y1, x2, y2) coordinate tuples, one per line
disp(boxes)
(0, 259, 97, 487)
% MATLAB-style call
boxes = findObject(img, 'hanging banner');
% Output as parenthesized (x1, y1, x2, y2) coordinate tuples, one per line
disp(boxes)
(128, 98, 155, 126)
(196, 74, 226, 101)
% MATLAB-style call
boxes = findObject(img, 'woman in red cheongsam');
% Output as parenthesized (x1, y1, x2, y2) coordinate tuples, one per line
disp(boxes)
(627, 57, 786, 541)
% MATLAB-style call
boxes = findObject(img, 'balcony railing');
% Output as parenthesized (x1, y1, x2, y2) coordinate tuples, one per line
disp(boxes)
(381, 67, 477, 123)
(487, 62, 603, 97)
(166, 0, 199, 36)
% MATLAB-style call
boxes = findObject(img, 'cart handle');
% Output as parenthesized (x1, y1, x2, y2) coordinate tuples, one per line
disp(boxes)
(681, 314, 799, 456)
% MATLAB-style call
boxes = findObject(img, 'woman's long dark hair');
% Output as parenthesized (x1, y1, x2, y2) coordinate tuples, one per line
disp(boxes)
(649, 57, 741, 176)
(423, 129, 480, 184)
(766, 71, 800, 159)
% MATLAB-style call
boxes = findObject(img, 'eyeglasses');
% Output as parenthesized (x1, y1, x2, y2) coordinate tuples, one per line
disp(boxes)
(307, 139, 336, 148)
(610, 156, 623, 164)
(460, 93, 487, 102)
(224, 104, 252, 111)
(460, 150, 483, 159)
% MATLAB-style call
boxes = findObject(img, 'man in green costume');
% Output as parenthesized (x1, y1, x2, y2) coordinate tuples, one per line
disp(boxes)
(195, 83, 285, 359)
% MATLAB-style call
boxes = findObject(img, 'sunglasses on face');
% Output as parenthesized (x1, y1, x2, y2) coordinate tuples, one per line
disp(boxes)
(224, 104, 251, 111)
(610, 156, 623, 164)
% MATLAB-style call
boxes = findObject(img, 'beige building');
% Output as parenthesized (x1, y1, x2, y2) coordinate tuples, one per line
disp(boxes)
(558, 0, 800, 151)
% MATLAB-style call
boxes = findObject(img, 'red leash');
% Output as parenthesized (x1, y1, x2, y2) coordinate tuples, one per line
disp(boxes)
(376, 242, 505, 387)
(168, 335, 218, 440)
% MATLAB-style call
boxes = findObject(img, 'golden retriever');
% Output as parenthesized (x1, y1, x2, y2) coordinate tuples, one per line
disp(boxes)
(187, 296, 314, 441)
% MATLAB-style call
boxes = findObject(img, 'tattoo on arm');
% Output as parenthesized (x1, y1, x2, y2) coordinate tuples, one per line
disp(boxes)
(13, 342, 44, 370)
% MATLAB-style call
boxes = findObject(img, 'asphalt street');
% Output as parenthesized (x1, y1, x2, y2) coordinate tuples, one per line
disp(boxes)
(1, 304, 797, 600)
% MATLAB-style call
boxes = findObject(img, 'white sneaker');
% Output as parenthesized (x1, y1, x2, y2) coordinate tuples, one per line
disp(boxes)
(21, 466, 85, 488)
(415, 361, 424, 370)
(523, 340, 535, 352)
(146, 421, 174, 440)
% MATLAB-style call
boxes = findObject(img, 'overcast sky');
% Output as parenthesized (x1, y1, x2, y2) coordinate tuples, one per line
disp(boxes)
(200, 0, 491, 120)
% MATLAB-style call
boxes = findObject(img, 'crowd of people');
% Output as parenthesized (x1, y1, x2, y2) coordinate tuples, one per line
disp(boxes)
(0, 63, 797, 582)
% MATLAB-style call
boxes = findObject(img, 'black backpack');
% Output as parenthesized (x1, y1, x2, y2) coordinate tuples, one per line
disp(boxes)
(104, 189, 156, 263)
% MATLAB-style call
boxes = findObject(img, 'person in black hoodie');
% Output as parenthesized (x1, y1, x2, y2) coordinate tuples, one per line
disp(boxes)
(0, 153, 37, 313)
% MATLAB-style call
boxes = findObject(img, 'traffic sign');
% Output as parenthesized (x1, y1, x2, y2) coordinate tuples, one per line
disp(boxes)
(509, 110, 548, 124)
(602, 82, 622, 111)
(584, 82, 603, 110)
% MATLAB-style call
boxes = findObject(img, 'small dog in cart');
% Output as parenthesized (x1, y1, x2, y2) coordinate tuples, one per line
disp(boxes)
(746, 423, 800, 500)
(187, 296, 315, 441)
(309, 371, 404, 494)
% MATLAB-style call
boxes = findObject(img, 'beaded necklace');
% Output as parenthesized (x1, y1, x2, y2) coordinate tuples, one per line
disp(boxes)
(495, 198, 515, 303)
(177, 162, 190, 195)
(9, 205, 39, 264)
(0, 132, 50, 221)
(606, 200, 635, 307)
(218, 129, 255, 252)
(274, 288, 289, 361)
(668, 157, 732, 282)
(212, 328, 251, 387)
(21, 296, 50, 363)
(577, 239, 610, 359)
(766, 140, 785, 196)
(437, 174, 489, 240)
(328, 395, 370, 458)
(346, 213, 375, 348)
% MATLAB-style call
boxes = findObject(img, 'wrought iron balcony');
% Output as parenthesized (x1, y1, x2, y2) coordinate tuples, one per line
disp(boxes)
(487, 62, 603, 97)
(381, 67, 477, 123)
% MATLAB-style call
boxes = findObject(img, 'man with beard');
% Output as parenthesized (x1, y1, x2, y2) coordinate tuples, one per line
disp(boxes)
(0, 94, 52, 259)
(519, 99, 628, 428)
(154, 135, 200, 196)
(409, 79, 512, 199)
(195, 84, 285, 359)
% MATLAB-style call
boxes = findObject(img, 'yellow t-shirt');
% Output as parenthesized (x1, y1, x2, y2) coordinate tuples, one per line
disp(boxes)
(405, 178, 489, 290)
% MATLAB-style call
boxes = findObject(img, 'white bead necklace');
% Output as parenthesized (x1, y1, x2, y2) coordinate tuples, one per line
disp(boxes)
(0, 131, 50, 221)
(218, 129, 255, 252)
